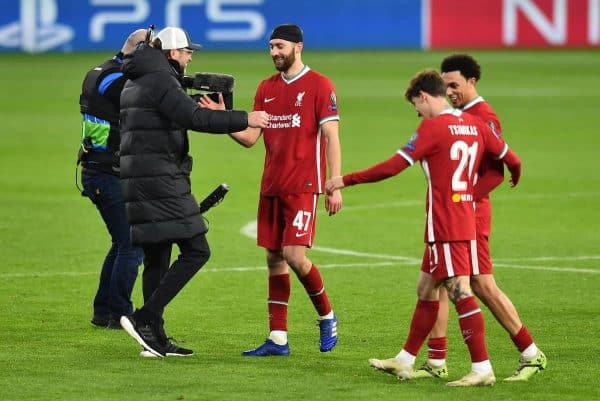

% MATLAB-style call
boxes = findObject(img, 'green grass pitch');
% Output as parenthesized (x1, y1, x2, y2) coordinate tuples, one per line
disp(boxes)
(0, 49, 599, 401)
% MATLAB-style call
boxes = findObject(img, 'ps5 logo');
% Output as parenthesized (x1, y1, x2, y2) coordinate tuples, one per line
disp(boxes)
(0, 0, 266, 53)
(0, 0, 74, 53)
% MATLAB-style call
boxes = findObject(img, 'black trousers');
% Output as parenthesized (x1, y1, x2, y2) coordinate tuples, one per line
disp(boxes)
(141, 233, 210, 318)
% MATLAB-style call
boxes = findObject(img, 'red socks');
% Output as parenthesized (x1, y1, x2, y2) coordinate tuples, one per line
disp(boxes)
(268, 274, 290, 331)
(511, 325, 534, 352)
(455, 296, 489, 362)
(427, 337, 447, 360)
(269, 265, 332, 332)
(299, 265, 332, 316)
(403, 300, 440, 356)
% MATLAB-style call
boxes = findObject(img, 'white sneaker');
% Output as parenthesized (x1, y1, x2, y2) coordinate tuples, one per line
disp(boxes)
(368, 357, 413, 380)
(446, 370, 496, 387)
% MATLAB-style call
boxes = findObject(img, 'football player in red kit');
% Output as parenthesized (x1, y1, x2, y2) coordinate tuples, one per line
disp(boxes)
(227, 24, 342, 356)
(417, 54, 546, 382)
(326, 70, 521, 387)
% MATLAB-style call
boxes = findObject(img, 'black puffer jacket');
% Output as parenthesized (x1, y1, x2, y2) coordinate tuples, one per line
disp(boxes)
(119, 45, 248, 244)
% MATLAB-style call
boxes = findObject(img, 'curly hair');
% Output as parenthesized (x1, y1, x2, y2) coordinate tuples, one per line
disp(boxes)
(440, 54, 481, 81)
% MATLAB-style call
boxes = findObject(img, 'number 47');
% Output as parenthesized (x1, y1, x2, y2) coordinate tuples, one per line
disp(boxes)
(292, 211, 312, 232)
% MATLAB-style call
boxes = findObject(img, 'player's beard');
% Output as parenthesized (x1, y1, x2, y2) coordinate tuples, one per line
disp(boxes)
(272, 48, 296, 72)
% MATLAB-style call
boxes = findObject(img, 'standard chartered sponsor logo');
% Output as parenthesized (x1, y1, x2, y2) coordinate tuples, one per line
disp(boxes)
(292, 114, 301, 127)
(268, 113, 301, 129)
(0, 0, 74, 52)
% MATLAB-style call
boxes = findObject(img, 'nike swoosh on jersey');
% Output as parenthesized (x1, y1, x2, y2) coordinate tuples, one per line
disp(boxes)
(295, 232, 309, 238)
(264, 97, 276, 103)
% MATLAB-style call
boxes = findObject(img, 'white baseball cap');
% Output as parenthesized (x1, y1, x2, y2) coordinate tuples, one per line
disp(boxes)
(155, 27, 202, 50)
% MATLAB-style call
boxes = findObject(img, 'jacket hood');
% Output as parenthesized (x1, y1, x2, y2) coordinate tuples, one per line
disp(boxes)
(122, 44, 175, 80)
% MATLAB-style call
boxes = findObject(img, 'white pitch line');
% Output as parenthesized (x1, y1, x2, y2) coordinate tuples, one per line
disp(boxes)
(209, 261, 600, 274)
(240, 220, 418, 262)
(0, 262, 403, 279)
(492, 191, 600, 201)
(4, 194, 598, 280)
(312, 245, 420, 262)
(238, 217, 599, 275)
(2, 259, 598, 279)
(1, 271, 96, 278)
(202, 261, 400, 273)
(208, 261, 600, 275)
(495, 255, 600, 262)
(311, 191, 600, 216)
(494, 263, 600, 274)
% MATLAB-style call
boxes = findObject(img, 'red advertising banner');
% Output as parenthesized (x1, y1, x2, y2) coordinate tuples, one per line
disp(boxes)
(428, 0, 599, 48)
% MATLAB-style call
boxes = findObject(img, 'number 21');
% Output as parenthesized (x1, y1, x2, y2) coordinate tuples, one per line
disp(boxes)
(450, 140, 478, 191)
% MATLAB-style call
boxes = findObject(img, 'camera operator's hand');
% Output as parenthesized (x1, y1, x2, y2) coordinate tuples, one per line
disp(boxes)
(248, 111, 269, 128)
(198, 93, 226, 110)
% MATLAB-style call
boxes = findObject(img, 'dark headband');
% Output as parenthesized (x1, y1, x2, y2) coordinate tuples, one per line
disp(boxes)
(270, 24, 303, 43)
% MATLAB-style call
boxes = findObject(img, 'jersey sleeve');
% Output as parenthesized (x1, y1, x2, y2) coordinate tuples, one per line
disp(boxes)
(343, 154, 410, 186)
(481, 122, 522, 185)
(481, 122, 508, 159)
(397, 119, 437, 165)
(315, 76, 339, 125)
(474, 168, 504, 200)
(471, 108, 504, 199)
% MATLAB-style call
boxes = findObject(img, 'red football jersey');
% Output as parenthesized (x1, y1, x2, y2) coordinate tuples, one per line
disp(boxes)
(462, 96, 504, 198)
(398, 109, 508, 242)
(253, 66, 339, 195)
(463, 97, 502, 141)
(463, 97, 504, 234)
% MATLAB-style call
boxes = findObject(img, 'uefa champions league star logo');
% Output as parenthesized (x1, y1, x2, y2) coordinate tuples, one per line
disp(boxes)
(0, 0, 73, 52)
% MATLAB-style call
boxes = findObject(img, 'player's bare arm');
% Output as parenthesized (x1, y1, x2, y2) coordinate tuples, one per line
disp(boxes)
(198, 93, 269, 137)
(322, 120, 342, 216)
(325, 176, 345, 194)
(229, 127, 263, 148)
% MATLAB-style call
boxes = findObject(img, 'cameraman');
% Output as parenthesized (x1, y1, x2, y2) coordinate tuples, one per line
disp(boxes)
(118, 27, 269, 357)
(78, 29, 147, 329)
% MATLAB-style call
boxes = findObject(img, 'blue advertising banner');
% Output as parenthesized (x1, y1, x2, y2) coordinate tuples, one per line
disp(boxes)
(0, 0, 423, 53)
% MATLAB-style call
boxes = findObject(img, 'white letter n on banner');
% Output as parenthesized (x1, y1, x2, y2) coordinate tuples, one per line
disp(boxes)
(503, 0, 567, 45)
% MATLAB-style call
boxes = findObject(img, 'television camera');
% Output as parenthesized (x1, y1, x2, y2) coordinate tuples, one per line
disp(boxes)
(182, 73, 235, 110)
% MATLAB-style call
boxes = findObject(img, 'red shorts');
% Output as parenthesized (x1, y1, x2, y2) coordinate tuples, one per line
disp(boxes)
(472, 232, 493, 275)
(257, 193, 319, 250)
(420, 241, 476, 281)
(475, 198, 492, 237)
(475, 201, 493, 274)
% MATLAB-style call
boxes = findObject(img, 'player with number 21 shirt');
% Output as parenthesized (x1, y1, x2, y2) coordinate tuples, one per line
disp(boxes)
(335, 102, 516, 244)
